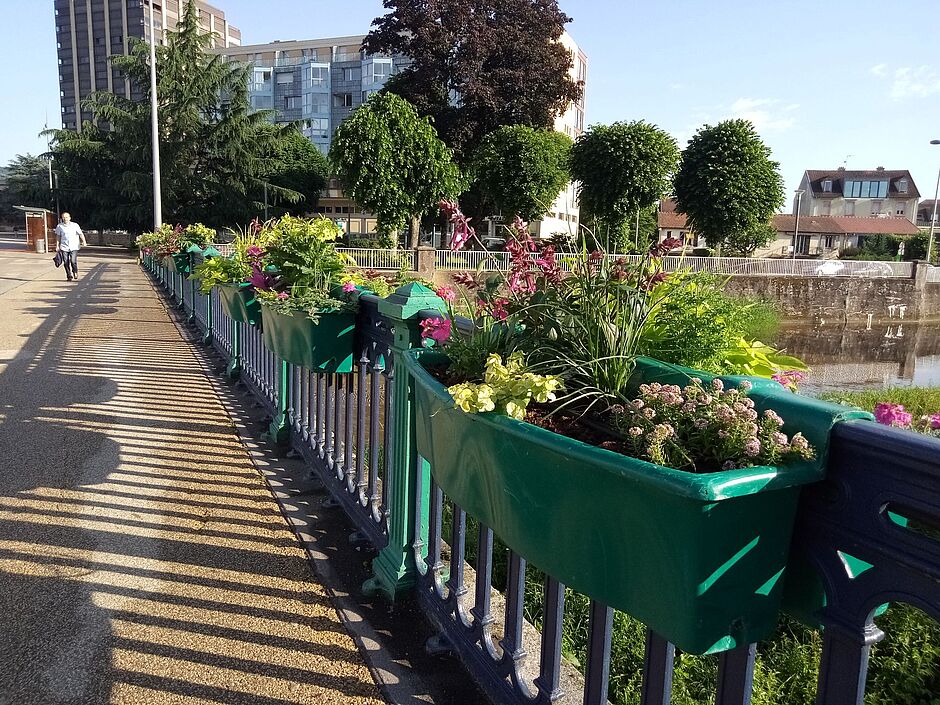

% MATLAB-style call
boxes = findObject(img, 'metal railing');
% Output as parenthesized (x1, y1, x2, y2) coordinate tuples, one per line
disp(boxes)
(143, 251, 940, 705)
(336, 247, 415, 271)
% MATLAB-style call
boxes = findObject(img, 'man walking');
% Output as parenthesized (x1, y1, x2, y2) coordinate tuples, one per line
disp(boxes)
(54, 212, 87, 281)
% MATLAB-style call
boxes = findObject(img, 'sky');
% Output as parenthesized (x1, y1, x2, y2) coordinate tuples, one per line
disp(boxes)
(2, 0, 940, 206)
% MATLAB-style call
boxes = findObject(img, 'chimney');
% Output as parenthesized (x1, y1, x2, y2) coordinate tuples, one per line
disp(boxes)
(837, 167, 845, 172)
(876, 166, 885, 171)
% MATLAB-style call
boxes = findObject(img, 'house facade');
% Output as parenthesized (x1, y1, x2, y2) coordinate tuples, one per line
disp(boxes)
(794, 168, 920, 222)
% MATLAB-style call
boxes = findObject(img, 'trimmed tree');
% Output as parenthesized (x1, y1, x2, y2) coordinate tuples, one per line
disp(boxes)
(257, 124, 330, 217)
(472, 125, 572, 221)
(330, 92, 463, 248)
(673, 119, 784, 254)
(364, 0, 583, 160)
(569, 121, 680, 249)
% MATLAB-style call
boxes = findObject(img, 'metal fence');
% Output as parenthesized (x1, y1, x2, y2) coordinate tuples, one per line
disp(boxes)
(336, 247, 415, 271)
(143, 251, 940, 705)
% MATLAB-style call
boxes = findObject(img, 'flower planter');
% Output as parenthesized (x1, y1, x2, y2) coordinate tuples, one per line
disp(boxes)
(217, 283, 263, 328)
(405, 351, 870, 655)
(164, 252, 191, 275)
(260, 305, 355, 373)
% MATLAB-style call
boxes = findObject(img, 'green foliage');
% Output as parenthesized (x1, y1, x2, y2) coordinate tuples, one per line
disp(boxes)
(189, 226, 275, 294)
(45, 1, 313, 232)
(330, 92, 463, 247)
(723, 222, 777, 257)
(0, 154, 50, 218)
(365, 0, 583, 159)
(260, 216, 346, 295)
(447, 352, 563, 419)
(820, 387, 940, 421)
(255, 287, 349, 322)
(840, 233, 927, 262)
(570, 121, 680, 237)
(178, 222, 215, 250)
(256, 123, 329, 217)
(472, 126, 572, 221)
(673, 120, 784, 253)
(638, 272, 789, 376)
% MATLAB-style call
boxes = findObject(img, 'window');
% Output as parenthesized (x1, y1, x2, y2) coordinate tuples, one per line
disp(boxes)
(276, 72, 294, 85)
(822, 179, 832, 192)
(899, 179, 908, 193)
(896, 206, 906, 216)
(342, 67, 361, 82)
(871, 201, 882, 215)
(305, 117, 329, 131)
(333, 93, 353, 107)
(303, 93, 328, 114)
(251, 95, 273, 109)
(305, 65, 328, 87)
(365, 60, 392, 84)
(844, 179, 888, 199)
(361, 89, 377, 103)
(845, 201, 855, 216)
(284, 95, 301, 110)
(825, 235, 835, 249)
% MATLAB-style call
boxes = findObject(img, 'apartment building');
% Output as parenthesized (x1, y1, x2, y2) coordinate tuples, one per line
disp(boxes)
(54, 0, 241, 131)
(794, 167, 920, 222)
(218, 32, 587, 241)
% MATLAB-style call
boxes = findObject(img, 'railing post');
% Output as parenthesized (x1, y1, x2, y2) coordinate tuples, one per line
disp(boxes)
(200, 246, 220, 346)
(363, 283, 447, 601)
(266, 359, 291, 446)
(228, 322, 242, 380)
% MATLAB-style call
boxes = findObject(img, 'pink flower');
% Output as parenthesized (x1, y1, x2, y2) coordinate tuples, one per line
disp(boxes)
(535, 245, 563, 283)
(772, 370, 806, 392)
(874, 402, 913, 429)
(342, 281, 357, 293)
(490, 297, 509, 322)
(435, 286, 456, 302)
(277, 291, 290, 300)
(452, 272, 477, 288)
(440, 200, 476, 251)
(419, 317, 452, 345)
(249, 266, 276, 291)
(929, 413, 940, 430)
(650, 236, 683, 258)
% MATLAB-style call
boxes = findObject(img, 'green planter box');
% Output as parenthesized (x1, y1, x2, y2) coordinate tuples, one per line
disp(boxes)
(404, 351, 869, 655)
(217, 283, 262, 327)
(164, 252, 191, 274)
(260, 305, 355, 373)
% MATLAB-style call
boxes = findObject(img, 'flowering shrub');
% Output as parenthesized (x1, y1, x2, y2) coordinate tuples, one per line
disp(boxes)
(875, 402, 940, 437)
(772, 370, 807, 392)
(447, 352, 563, 420)
(137, 224, 182, 258)
(613, 378, 815, 473)
(190, 226, 272, 294)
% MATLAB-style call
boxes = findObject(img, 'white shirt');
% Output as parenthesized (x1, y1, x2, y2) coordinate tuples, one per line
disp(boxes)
(56, 222, 84, 251)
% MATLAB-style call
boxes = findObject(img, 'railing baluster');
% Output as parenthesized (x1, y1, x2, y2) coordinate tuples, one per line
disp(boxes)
(356, 348, 369, 503)
(535, 576, 566, 702)
(325, 373, 335, 469)
(641, 630, 675, 705)
(501, 551, 530, 692)
(345, 365, 356, 493)
(715, 643, 756, 705)
(583, 601, 613, 705)
(367, 356, 383, 515)
(316, 373, 325, 457)
(815, 623, 882, 705)
(334, 374, 345, 480)
(447, 504, 468, 619)
(427, 480, 446, 596)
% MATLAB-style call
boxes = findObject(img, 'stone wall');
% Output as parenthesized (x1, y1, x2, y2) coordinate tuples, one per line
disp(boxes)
(724, 275, 939, 323)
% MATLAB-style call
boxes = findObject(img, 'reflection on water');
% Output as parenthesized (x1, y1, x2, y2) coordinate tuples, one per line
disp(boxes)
(774, 323, 940, 394)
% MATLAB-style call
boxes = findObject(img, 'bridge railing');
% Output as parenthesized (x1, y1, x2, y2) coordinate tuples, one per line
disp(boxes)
(144, 252, 940, 705)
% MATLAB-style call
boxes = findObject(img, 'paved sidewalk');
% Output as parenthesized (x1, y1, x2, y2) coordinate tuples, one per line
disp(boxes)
(0, 249, 385, 705)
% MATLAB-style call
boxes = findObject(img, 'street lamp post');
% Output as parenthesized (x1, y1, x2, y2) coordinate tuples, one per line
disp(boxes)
(928, 139, 940, 264)
(148, 1, 163, 230)
(792, 189, 805, 260)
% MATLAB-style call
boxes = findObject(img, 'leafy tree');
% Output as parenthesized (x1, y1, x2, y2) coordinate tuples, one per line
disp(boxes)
(330, 92, 463, 248)
(580, 204, 658, 254)
(673, 119, 784, 254)
(364, 0, 583, 159)
(45, 1, 310, 232)
(257, 124, 329, 218)
(722, 222, 777, 257)
(472, 125, 572, 221)
(570, 121, 680, 247)
(0, 155, 51, 217)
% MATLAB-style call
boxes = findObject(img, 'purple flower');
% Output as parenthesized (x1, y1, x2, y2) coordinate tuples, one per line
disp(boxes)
(342, 281, 357, 293)
(420, 317, 452, 345)
(744, 438, 761, 457)
(249, 266, 276, 291)
(874, 403, 913, 429)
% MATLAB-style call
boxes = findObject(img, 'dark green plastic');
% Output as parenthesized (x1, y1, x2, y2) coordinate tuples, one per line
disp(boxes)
(217, 283, 262, 327)
(405, 351, 872, 655)
(260, 306, 355, 373)
(165, 252, 191, 274)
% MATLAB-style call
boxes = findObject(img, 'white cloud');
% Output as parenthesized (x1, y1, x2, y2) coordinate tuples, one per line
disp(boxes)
(870, 63, 940, 99)
(729, 97, 796, 131)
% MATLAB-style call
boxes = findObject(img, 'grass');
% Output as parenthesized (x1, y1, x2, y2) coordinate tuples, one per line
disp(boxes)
(820, 387, 940, 419)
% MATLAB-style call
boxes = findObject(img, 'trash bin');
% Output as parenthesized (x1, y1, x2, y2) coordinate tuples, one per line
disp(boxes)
(35, 238, 47, 254)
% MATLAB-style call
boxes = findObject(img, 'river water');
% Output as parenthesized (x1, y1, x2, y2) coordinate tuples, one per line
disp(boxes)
(772, 323, 940, 395)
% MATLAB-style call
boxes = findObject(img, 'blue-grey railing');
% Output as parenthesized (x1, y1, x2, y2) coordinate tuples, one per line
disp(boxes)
(143, 252, 940, 705)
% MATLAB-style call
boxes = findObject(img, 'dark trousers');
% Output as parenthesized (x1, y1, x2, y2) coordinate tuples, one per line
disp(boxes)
(62, 250, 78, 279)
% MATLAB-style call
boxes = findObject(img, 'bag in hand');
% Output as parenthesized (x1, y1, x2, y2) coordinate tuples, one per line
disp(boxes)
(53, 251, 63, 268)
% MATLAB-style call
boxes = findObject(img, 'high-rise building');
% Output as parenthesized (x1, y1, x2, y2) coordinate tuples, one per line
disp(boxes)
(54, 0, 241, 131)
(217, 33, 587, 240)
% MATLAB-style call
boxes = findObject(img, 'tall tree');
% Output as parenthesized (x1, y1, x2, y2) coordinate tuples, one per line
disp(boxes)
(472, 125, 572, 221)
(330, 92, 463, 248)
(45, 1, 310, 232)
(673, 119, 784, 254)
(569, 120, 680, 247)
(364, 0, 583, 160)
(0, 154, 51, 216)
(256, 124, 330, 218)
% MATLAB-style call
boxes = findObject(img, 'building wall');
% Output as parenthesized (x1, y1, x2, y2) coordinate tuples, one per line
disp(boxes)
(56, 0, 239, 131)
(797, 173, 919, 221)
